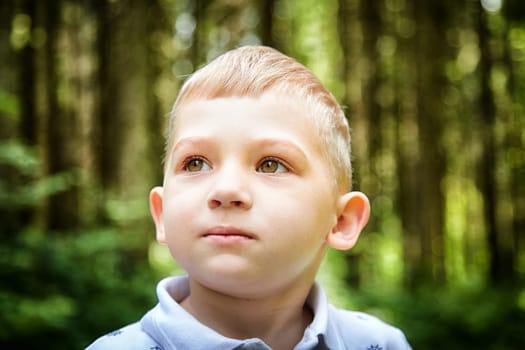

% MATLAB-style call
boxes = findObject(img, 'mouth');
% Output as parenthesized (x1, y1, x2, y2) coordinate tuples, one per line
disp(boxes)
(203, 226, 256, 241)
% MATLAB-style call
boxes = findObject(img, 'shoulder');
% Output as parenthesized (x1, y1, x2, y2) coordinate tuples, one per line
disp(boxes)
(326, 305, 412, 350)
(85, 322, 162, 350)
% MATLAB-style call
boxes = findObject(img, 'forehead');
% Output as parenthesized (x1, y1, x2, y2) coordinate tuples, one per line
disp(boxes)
(172, 94, 323, 150)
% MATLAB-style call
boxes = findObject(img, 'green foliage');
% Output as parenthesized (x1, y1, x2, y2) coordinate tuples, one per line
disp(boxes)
(382, 287, 525, 349)
(0, 90, 20, 118)
(0, 227, 159, 349)
(0, 133, 158, 348)
(0, 142, 78, 209)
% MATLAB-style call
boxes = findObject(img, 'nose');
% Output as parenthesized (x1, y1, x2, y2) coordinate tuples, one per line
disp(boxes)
(207, 163, 253, 210)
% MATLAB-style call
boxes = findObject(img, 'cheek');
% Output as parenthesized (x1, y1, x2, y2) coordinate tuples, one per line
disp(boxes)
(161, 205, 194, 268)
(309, 199, 337, 237)
(268, 193, 335, 239)
(161, 194, 196, 240)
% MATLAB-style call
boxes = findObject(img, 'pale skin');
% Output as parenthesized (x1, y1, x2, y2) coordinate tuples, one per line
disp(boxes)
(149, 93, 370, 350)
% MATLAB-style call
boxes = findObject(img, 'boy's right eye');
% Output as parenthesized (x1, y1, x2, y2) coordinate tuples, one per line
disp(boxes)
(183, 157, 211, 172)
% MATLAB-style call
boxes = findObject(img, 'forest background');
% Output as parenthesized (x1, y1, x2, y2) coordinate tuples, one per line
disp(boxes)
(1, 0, 524, 348)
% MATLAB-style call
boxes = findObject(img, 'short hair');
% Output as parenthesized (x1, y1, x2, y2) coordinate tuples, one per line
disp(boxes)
(165, 45, 352, 192)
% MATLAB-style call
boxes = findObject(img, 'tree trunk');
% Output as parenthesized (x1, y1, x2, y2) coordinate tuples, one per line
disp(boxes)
(91, 0, 172, 267)
(477, 5, 515, 285)
(398, 0, 447, 287)
(339, 0, 363, 287)
(0, 0, 22, 235)
(41, 0, 84, 230)
(502, 6, 525, 287)
(259, 0, 275, 47)
(96, 0, 158, 224)
(357, 0, 382, 202)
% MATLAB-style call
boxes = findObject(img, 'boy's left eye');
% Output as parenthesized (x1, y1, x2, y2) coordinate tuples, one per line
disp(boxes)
(257, 159, 288, 173)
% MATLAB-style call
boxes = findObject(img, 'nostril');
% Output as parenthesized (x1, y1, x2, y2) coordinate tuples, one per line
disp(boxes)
(209, 199, 221, 208)
(207, 185, 252, 209)
(208, 198, 249, 209)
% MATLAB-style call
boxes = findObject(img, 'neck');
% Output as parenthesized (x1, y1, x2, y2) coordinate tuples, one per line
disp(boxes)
(181, 278, 314, 350)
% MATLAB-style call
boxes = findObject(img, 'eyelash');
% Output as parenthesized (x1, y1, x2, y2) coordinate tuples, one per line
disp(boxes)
(178, 156, 291, 173)
(180, 156, 210, 172)
(257, 157, 290, 173)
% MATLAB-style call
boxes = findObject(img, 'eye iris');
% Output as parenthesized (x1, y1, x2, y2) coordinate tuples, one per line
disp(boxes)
(261, 160, 278, 173)
(187, 159, 203, 171)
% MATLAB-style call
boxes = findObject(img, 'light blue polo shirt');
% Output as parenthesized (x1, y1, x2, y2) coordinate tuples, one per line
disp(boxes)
(86, 275, 411, 349)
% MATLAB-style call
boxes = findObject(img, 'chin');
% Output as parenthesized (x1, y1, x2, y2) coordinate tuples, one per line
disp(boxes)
(196, 271, 277, 299)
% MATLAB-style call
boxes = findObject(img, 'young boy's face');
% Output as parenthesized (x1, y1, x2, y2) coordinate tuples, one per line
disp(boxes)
(151, 93, 358, 299)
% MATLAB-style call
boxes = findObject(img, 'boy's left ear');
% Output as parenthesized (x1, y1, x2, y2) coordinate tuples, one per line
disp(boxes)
(327, 191, 370, 251)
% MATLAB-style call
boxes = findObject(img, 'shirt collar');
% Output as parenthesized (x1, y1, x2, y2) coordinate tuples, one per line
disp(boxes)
(141, 275, 331, 350)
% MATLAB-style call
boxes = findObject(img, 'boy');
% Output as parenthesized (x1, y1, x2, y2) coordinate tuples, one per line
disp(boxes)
(87, 45, 411, 349)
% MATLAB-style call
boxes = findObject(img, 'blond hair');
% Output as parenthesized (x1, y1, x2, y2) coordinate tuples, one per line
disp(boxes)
(166, 45, 352, 192)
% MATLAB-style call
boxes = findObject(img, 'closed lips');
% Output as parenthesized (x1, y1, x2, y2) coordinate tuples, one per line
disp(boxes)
(203, 226, 255, 239)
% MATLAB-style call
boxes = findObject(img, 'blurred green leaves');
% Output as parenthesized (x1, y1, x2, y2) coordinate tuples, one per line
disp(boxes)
(0, 90, 19, 119)
(0, 138, 78, 209)
(0, 224, 159, 348)
(0, 107, 159, 348)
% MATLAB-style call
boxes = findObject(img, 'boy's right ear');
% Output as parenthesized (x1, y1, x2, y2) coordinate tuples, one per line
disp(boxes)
(149, 187, 166, 244)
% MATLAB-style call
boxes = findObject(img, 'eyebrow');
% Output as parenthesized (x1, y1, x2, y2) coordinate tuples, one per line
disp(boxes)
(251, 138, 308, 161)
(171, 136, 309, 164)
(171, 137, 215, 155)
